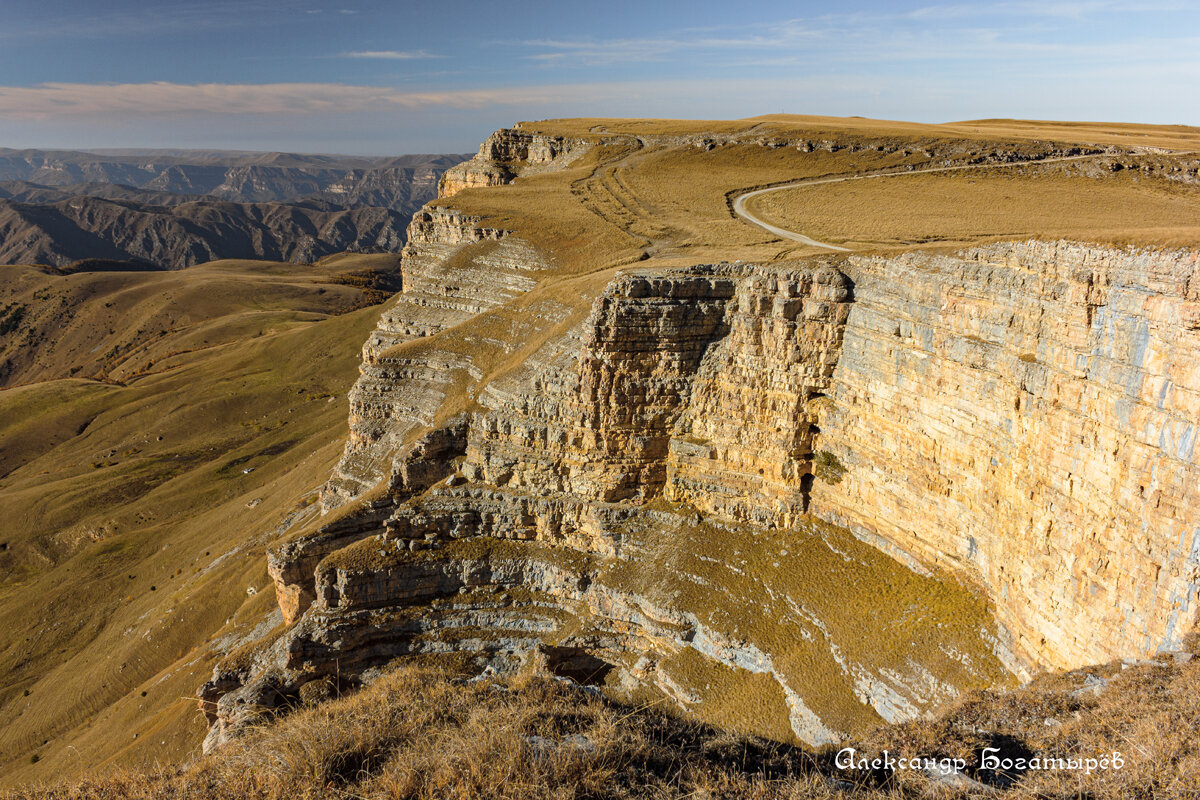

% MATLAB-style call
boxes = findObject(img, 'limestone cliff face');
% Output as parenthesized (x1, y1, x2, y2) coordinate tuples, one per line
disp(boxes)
(810, 242, 1200, 669)
(323, 205, 545, 508)
(465, 263, 852, 525)
(665, 265, 852, 526)
(438, 128, 591, 198)
(201, 258, 1012, 754)
(202, 238, 1200, 755)
(198, 131, 1200, 756)
(466, 270, 740, 502)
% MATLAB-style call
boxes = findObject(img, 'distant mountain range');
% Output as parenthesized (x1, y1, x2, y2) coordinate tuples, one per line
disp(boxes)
(0, 149, 470, 268)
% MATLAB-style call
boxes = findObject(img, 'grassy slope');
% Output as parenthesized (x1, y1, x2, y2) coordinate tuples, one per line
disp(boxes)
(0, 253, 402, 388)
(0, 258, 387, 784)
(444, 116, 1200, 281)
(526, 114, 1200, 151)
(7, 637, 1194, 799)
(2, 114, 1198, 787)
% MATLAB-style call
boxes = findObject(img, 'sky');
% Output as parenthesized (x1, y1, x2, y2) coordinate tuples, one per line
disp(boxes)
(0, 0, 1196, 155)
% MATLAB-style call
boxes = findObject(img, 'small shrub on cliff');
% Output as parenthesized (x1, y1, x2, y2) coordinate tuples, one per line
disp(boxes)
(0, 304, 26, 336)
(813, 450, 847, 484)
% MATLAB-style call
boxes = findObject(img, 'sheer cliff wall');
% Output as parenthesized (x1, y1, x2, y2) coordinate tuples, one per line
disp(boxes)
(199, 127, 1200, 753)
(200, 256, 1012, 752)
(812, 242, 1200, 669)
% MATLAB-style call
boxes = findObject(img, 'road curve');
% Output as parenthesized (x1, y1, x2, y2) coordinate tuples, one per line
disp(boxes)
(731, 154, 1104, 251)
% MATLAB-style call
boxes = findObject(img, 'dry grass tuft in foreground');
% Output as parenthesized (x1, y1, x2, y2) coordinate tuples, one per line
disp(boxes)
(2, 666, 834, 800)
(6, 634, 1197, 800)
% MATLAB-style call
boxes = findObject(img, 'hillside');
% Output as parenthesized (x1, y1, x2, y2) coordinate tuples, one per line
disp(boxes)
(0, 149, 468, 269)
(0, 182, 206, 206)
(0, 197, 409, 269)
(2, 115, 1199, 794)
(8, 639, 1196, 799)
(0, 253, 403, 388)
(0, 149, 467, 209)
(0, 254, 399, 783)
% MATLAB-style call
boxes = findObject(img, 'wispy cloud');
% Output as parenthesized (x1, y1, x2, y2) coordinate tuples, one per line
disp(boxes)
(906, 0, 1187, 21)
(0, 81, 608, 118)
(340, 50, 441, 60)
(518, 7, 1199, 71)
(518, 26, 824, 66)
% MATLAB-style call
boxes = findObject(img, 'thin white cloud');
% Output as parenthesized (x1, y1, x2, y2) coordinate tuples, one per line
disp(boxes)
(907, 0, 1187, 20)
(341, 50, 441, 60)
(0, 81, 612, 118)
(519, 9, 1200, 71)
(517, 3, 1199, 69)
(0, 0, 316, 41)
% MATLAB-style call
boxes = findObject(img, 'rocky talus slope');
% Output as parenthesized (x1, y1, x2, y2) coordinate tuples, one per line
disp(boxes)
(198, 127, 1200, 758)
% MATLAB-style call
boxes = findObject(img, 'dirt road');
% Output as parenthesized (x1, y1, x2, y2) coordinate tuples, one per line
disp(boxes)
(731, 154, 1104, 251)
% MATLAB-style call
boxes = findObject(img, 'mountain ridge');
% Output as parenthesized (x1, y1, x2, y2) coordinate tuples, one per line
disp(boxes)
(0, 150, 470, 268)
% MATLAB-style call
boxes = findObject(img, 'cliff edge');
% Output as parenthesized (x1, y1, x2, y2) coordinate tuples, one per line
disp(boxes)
(197, 119, 1200, 754)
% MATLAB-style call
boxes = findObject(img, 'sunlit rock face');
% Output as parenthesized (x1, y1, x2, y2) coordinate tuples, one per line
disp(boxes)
(438, 128, 590, 198)
(200, 134, 1200, 756)
(202, 259, 1011, 753)
(811, 241, 1200, 670)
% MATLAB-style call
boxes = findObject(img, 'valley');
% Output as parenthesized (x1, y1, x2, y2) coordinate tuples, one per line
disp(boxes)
(0, 150, 468, 269)
(2, 115, 1199, 797)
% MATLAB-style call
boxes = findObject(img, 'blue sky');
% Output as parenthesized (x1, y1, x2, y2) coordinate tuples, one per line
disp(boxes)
(0, 0, 1196, 154)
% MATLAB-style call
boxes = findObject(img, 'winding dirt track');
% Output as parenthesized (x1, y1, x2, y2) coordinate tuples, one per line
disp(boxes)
(731, 154, 1105, 251)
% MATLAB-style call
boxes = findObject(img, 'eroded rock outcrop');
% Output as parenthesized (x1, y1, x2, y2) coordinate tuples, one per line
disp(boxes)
(439, 128, 591, 198)
(322, 205, 547, 508)
(200, 130, 1200, 759)
(202, 259, 1012, 753)
(811, 242, 1200, 669)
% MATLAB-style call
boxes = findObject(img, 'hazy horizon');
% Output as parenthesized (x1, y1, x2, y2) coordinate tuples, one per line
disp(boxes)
(1, 0, 1197, 154)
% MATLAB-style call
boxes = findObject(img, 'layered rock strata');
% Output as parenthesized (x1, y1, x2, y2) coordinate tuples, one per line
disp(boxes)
(811, 241, 1200, 669)
(322, 205, 548, 508)
(439, 129, 591, 198)
(202, 259, 1013, 752)
(199, 133, 1200, 756)
(204, 240, 1200, 754)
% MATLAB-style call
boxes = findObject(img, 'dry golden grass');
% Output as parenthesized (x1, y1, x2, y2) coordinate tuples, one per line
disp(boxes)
(0, 261, 388, 785)
(8, 636, 1196, 800)
(0, 253, 402, 388)
(863, 634, 1200, 798)
(5, 114, 1199, 790)
(0, 666, 836, 800)
(744, 163, 1200, 250)
(525, 114, 1200, 151)
(447, 115, 1200, 279)
(600, 508, 1011, 743)
(942, 118, 1200, 152)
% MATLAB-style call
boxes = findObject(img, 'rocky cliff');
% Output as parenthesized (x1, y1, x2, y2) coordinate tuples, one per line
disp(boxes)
(439, 128, 591, 197)
(198, 125, 1200, 758)
(199, 258, 1015, 752)
(0, 149, 468, 268)
(811, 242, 1200, 669)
